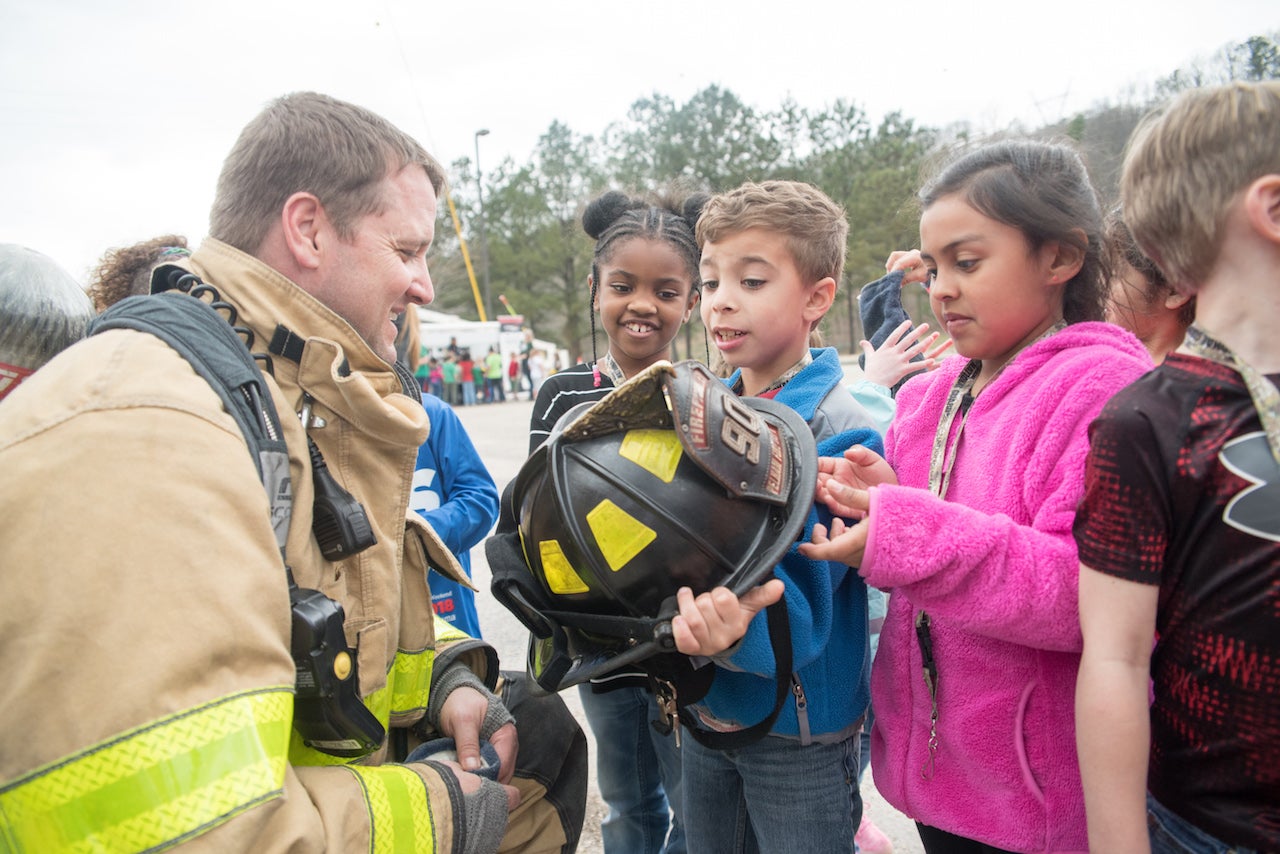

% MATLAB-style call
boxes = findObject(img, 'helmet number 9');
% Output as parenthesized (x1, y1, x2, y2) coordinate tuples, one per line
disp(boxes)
(721, 396, 764, 465)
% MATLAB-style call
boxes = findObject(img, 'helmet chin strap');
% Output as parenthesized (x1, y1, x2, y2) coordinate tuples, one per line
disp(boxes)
(658, 599, 793, 751)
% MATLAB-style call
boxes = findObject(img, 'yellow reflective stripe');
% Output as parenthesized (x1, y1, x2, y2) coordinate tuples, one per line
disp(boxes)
(538, 539, 590, 595)
(0, 688, 291, 853)
(619, 428, 683, 482)
(346, 765, 435, 854)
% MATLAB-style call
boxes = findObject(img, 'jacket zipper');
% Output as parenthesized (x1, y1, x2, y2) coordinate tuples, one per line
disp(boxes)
(791, 673, 811, 746)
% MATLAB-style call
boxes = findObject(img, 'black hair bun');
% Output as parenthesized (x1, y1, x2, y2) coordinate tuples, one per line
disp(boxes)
(681, 193, 710, 229)
(582, 190, 643, 240)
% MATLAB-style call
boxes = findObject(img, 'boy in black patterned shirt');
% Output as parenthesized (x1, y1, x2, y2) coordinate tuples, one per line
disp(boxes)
(1073, 81, 1280, 853)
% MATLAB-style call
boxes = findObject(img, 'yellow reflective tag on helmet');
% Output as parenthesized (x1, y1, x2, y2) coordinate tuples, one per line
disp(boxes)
(619, 429, 683, 483)
(540, 539, 591, 594)
(587, 499, 657, 572)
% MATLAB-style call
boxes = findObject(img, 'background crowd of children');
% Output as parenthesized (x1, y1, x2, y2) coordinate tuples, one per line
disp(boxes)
(417, 342, 552, 405)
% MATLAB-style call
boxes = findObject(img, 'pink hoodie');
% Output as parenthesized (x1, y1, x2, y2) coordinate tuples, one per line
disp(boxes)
(863, 322, 1151, 853)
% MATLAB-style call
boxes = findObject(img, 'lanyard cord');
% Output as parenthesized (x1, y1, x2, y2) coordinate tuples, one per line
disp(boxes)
(1183, 325, 1280, 466)
(927, 360, 983, 499)
(915, 321, 1066, 779)
(733, 351, 813, 397)
(914, 360, 980, 779)
(596, 352, 628, 387)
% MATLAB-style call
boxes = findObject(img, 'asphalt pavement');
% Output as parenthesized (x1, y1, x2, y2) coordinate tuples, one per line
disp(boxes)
(452, 365, 924, 853)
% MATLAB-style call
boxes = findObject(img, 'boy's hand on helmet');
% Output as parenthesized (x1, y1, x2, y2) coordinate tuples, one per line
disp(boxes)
(671, 580, 785, 657)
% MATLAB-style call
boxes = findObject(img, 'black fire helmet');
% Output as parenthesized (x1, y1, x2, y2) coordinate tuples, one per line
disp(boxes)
(488, 360, 817, 693)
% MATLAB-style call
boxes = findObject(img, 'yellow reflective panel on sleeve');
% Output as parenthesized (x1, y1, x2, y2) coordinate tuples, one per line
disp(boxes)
(0, 688, 291, 853)
(388, 648, 436, 718)
(345, 765, 436, 854)
(433, 615, 468, 644)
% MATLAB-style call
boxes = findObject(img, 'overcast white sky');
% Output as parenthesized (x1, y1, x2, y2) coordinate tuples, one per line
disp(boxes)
(2, 0, 1275, 284)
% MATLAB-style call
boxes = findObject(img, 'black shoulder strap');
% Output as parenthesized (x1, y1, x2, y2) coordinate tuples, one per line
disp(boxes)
(89, 292, 293, 557)
(269, 320, 424, 403)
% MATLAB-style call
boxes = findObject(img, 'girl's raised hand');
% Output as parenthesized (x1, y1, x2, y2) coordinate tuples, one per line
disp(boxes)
(924, 334, 955, 364)
(861, 320, 949, 388)
(799, 516, 871, 568)
(671, 579, 785, 657)
(885, 249, 931, 288)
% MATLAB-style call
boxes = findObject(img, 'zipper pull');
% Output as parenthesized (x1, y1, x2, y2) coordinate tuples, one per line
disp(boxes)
(915, 610, 940, 779)
(791, 677, 808, 714)
(922, 701, 939, 780)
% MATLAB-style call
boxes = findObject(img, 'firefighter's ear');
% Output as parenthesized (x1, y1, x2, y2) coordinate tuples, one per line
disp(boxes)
(279, 192, 326, 271)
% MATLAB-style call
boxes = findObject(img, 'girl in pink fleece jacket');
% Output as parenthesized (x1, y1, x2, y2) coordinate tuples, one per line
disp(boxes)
(801, 141, 1152, 853)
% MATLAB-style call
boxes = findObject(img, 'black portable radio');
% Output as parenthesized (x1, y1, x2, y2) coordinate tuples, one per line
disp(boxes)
(289, 582, 385, 757)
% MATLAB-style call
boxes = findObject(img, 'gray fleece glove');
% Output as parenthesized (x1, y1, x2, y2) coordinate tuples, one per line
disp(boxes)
(427, 662, 515, 740)
(461, 777, 511, 854)
(414, 759, 509, 854)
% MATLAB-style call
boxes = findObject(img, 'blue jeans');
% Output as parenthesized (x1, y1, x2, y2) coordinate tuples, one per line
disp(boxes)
(462, 381, 477, 406)
(580, 684, 685, 854)
(682, 730, 861, 854)
(1148, 794, 1259, 854)
(858, 704, 875, 782)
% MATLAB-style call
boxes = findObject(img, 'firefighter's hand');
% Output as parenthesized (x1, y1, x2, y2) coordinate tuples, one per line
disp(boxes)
(433, 758, 520, 812)
(439, 686, 521, 791)
(487, 722, 518, 786)
(424, 757, 518, 853)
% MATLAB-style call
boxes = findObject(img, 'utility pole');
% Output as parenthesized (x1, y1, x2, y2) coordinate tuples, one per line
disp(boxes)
(474, 128, 492, 321)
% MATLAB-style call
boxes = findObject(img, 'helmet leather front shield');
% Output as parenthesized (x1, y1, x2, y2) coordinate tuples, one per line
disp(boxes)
(489, 360, 817, 693)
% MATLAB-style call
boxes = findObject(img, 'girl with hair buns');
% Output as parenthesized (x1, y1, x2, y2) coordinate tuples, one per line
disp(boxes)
(528, 188, 705, 854)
